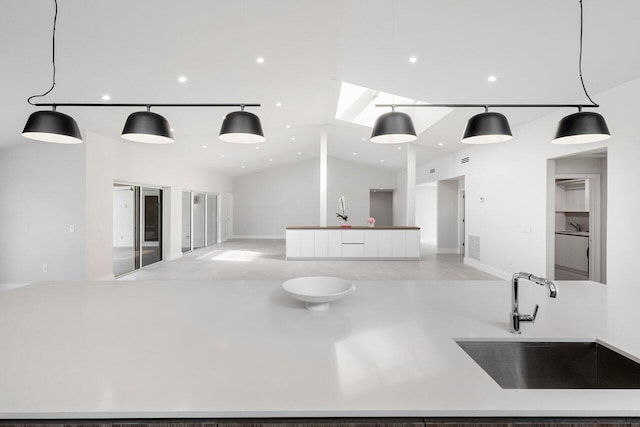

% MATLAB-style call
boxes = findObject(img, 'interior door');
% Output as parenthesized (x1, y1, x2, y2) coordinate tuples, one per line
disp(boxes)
(141, 188, 162, 267)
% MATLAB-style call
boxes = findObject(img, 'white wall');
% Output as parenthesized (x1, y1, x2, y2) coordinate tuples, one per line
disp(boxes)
(85, 131, 232, 280)
(327, 157, 397, 227)
(233, 158, 320, 238)
(404, 75, 639, 285)
(393, 170, 407, 226)
(233, 156, 397, 237)
(415, 185, 436, 243)
(0, 141, 86, 286)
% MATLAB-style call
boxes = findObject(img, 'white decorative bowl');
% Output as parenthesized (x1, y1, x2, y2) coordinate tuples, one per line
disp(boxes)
(282, 276, 354, 311)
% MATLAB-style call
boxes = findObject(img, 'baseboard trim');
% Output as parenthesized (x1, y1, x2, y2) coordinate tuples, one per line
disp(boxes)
(233, 235, 286, 240)
(0, 283, 30, 292)
(464, 257, 511, 280)
(437, 248, 461, 254)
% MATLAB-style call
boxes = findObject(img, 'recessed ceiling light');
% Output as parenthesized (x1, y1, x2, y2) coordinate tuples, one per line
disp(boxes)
(409, 56, 417, 63)
(297, 152, 302, 155)
(220, 154, 225, 158)
(256, 57, 265, 64)
(352, 152, 357, 155)
(488, 75, 497, 82)
(397, 146, 402, 150)
(285, 124, 291, 129)
(178, 76, 187, 83)
(269, 158, 273, 162)
(202, 145, 207, 149)
(380, 159, 385, 163)
(361, 137, 366, 141)
(438, 142, 444, 146)
(242, 165, 246, 168)
(276, 102, 282, 107)
(101, 94, 111, 101)
(255, 146, 260, 150)
(170, 128, 175, 132)
(291, 137, 296, 141)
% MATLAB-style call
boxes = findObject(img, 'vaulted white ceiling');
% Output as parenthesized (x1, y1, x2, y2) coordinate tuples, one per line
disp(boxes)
(1, 0, 639, 176)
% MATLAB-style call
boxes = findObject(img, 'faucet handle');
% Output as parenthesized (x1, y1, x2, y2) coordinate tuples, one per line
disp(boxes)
(520, 304, 539, 323)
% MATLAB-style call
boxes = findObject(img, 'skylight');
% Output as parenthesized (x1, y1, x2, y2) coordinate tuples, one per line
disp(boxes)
(335, 81, 452, 135)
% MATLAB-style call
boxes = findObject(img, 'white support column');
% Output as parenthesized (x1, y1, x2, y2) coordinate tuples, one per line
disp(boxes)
(406, 144, 416, 226)
(320, 129, 328, 227)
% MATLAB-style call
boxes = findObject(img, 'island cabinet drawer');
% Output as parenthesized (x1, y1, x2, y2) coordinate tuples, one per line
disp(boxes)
(405, 229, 421, 258)
(342, 230, 365, 243)
(342, 243, 365, 257)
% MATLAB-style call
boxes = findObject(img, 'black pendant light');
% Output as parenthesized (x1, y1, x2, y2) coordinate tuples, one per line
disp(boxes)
(462, 110, 513, 144)
(553, 0, 610, 144)
(370, 109, 417, 144)
(553, 110, 610, 144)
(219, 107, 265, 144)
(122, 108, 174, 144)
(22, 108, 82, 144)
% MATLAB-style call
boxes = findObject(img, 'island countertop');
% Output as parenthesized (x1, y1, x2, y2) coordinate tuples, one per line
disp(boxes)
(1, 279, 639, 419)
(286, 226, 420, 230)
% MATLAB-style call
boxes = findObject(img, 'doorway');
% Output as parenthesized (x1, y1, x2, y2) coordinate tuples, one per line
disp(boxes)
(369, 189, 393, 226)
(549, 150, 607, 283)
(112, 183, 163, 277)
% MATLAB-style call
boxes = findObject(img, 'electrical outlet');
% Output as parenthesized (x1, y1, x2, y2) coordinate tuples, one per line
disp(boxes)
(42, 264, 48, 273)
(69, 224, 75, 233)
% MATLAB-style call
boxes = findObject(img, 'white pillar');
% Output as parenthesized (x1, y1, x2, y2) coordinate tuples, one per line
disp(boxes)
(406, 144, 416, 226)
(320, 129, 328, 226)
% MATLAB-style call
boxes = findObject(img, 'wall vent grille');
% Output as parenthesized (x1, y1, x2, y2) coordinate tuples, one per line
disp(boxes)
(469, 235, 480, 261)
(461, 156, 470, 164)
(429, 168, 436, 174)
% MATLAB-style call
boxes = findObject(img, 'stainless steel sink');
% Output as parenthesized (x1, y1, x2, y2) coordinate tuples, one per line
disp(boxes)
(456, 340, 640, 389)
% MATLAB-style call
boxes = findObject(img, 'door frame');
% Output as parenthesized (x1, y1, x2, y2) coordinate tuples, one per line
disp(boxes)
(555, 173, 602, 282)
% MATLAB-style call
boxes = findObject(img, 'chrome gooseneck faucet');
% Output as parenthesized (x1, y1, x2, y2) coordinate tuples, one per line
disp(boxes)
(510, 272, 557, 334)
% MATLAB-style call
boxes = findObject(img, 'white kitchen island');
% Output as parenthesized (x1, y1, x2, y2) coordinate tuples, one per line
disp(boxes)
(286, 226, 421, 260)
(1, 279, 640, 420)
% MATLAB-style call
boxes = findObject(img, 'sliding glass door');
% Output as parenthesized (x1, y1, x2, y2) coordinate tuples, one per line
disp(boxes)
(182, 191, 219, 252)
(113, 183, 162, 277)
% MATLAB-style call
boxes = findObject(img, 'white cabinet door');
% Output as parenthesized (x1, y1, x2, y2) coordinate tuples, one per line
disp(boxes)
(555, 234, 571, 267)
(286, 230, 301, 258)
(392, 231, 406, 257)
(328, 230, 342, 257)
(405, 230, 420, 258)
(377, 231, 393, 257)
(570, 236, 588, 272)
(300, 231, 315, 257)
(314, 230, 328, 257)
(364, 231, 378, 257)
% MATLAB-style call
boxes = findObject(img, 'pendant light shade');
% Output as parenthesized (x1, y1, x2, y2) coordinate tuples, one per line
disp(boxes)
(22, 110, 82, 144)
(370, 111, 417, 144)
(122, 111, 174, 144)
(219, 110, 265, 144)
(462, 112, 512, 144)
(552, 111, 610, 144)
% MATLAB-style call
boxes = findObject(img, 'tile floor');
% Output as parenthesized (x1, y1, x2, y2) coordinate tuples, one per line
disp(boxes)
(118, 239, 499, 281)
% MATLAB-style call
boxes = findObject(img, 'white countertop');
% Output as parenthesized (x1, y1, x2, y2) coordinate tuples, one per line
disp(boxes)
(1, 279, 640, 419)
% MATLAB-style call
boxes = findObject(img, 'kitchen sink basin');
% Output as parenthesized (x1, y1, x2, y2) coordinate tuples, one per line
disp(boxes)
(456, 340, 640, 389)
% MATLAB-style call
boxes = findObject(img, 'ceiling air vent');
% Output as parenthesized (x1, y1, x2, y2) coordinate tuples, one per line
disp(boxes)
(461, 156, 470, 164)
(429, 168, 436, 174)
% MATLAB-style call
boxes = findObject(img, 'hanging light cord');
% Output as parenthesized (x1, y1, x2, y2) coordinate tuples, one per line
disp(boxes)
(578, 0, 597, 107)
(27, 0, 57, 106)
